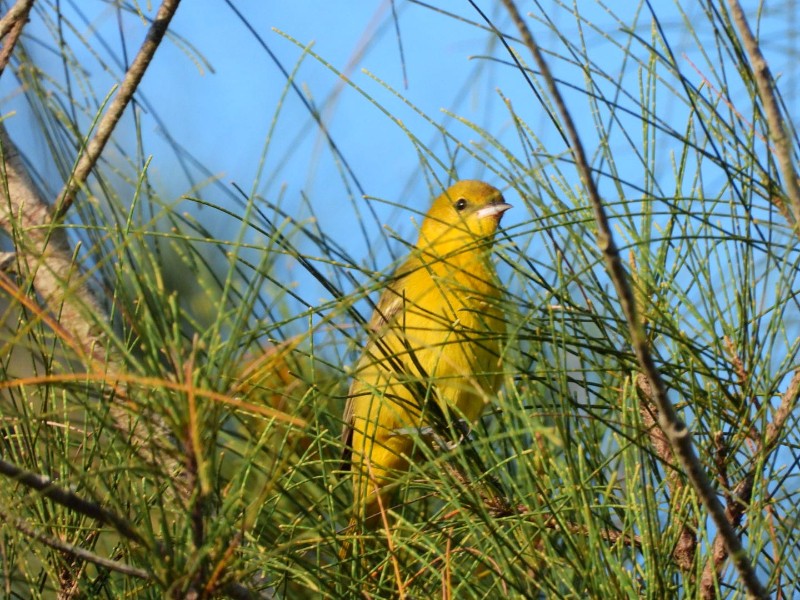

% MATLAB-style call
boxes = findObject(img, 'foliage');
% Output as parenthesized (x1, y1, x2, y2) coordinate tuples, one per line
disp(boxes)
(0, 1, 798, 598)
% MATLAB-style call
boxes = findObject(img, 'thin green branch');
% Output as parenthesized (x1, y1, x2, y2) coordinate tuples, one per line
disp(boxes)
(494, 1, 767, 597)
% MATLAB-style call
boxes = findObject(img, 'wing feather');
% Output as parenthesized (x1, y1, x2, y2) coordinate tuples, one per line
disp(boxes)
(339, 267, 412, 468)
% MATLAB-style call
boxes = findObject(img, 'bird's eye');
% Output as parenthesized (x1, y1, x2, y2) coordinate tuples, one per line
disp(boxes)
(455, 198, 468, 211)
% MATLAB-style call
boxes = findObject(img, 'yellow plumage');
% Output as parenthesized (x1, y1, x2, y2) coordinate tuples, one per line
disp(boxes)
(341, 180, 511, 529)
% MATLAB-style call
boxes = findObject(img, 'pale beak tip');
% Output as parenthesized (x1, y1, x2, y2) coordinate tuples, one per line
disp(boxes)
(476, 202, 512, 220)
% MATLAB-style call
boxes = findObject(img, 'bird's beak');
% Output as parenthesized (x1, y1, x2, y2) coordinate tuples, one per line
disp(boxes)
(475, 202, 512, 221)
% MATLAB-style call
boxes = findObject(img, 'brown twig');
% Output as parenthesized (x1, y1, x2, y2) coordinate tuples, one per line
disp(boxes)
(442, 462, 642, 550)
(0, 509, 149, 579)
(492, 1, 767, 597)
(0, 124, 109, 362)
(538, 514, 642, 549)
(0, 261, 188, 496)
(0, 1, 180, 365)
(0, 1, 195, 504)
(700, 472, 755, 599)
(57, 529, 97, 599)
(0, 456, 145, 546)
(0, 0, 32, 38)
(204, 531, 243, 598)
(55, 0, 182, 219)
(404, 544, 509, 594)
(727, 0, 800, 226)
(0, 2, 107, 362)
(636, 375, 696, 571)
(763, 371, 800, 451)
(0, 0, 32, 76)
(700, 369, 800, 598)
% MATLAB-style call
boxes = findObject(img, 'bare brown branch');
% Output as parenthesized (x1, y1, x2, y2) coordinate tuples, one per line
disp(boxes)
(764, 370, 800, 451)
(0, 0, 32, 75)
(0, 123, 108, 360)
(636, 375, 696, 571)
(0, 1, 102, 362)
(700, 472, 755, 599)
(442, 461, 641, 550)
(700, 369, 800, 598)
(55, 0, 182, 219)
(728, 0, 800, 225)
(0, 0, 189, 515)
(541, 514, 642, 549)
(0, 456, 146, 545)
(494, 1, 766, 596)
(0, 509, 150, 579)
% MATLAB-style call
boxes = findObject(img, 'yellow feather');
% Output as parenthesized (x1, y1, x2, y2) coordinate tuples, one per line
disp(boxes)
(341, 180, 510, 531)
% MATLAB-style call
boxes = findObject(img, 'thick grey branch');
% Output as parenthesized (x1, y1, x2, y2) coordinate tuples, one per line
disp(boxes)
(0, 122, 108, 360)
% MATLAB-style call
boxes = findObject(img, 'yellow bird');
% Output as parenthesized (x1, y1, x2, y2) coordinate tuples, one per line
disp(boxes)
(341, 180, 511, 530)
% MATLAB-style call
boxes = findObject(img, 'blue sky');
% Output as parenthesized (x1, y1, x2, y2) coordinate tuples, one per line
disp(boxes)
(3, 1, 796, 301)
(3, 2, 656, 243)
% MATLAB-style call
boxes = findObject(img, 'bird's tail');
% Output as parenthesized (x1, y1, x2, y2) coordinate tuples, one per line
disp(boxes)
(338, 517, 358, 561)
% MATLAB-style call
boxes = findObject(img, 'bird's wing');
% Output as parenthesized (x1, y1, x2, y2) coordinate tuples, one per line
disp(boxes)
(340, 266, 413, 468)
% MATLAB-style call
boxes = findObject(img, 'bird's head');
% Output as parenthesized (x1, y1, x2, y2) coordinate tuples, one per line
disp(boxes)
(418, 180, 511, 250)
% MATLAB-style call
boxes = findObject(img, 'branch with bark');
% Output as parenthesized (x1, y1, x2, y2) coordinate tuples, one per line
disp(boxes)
(698, 369, 800, 598)
(727, 0, 800, 225)
(492, 1, 768, 597)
